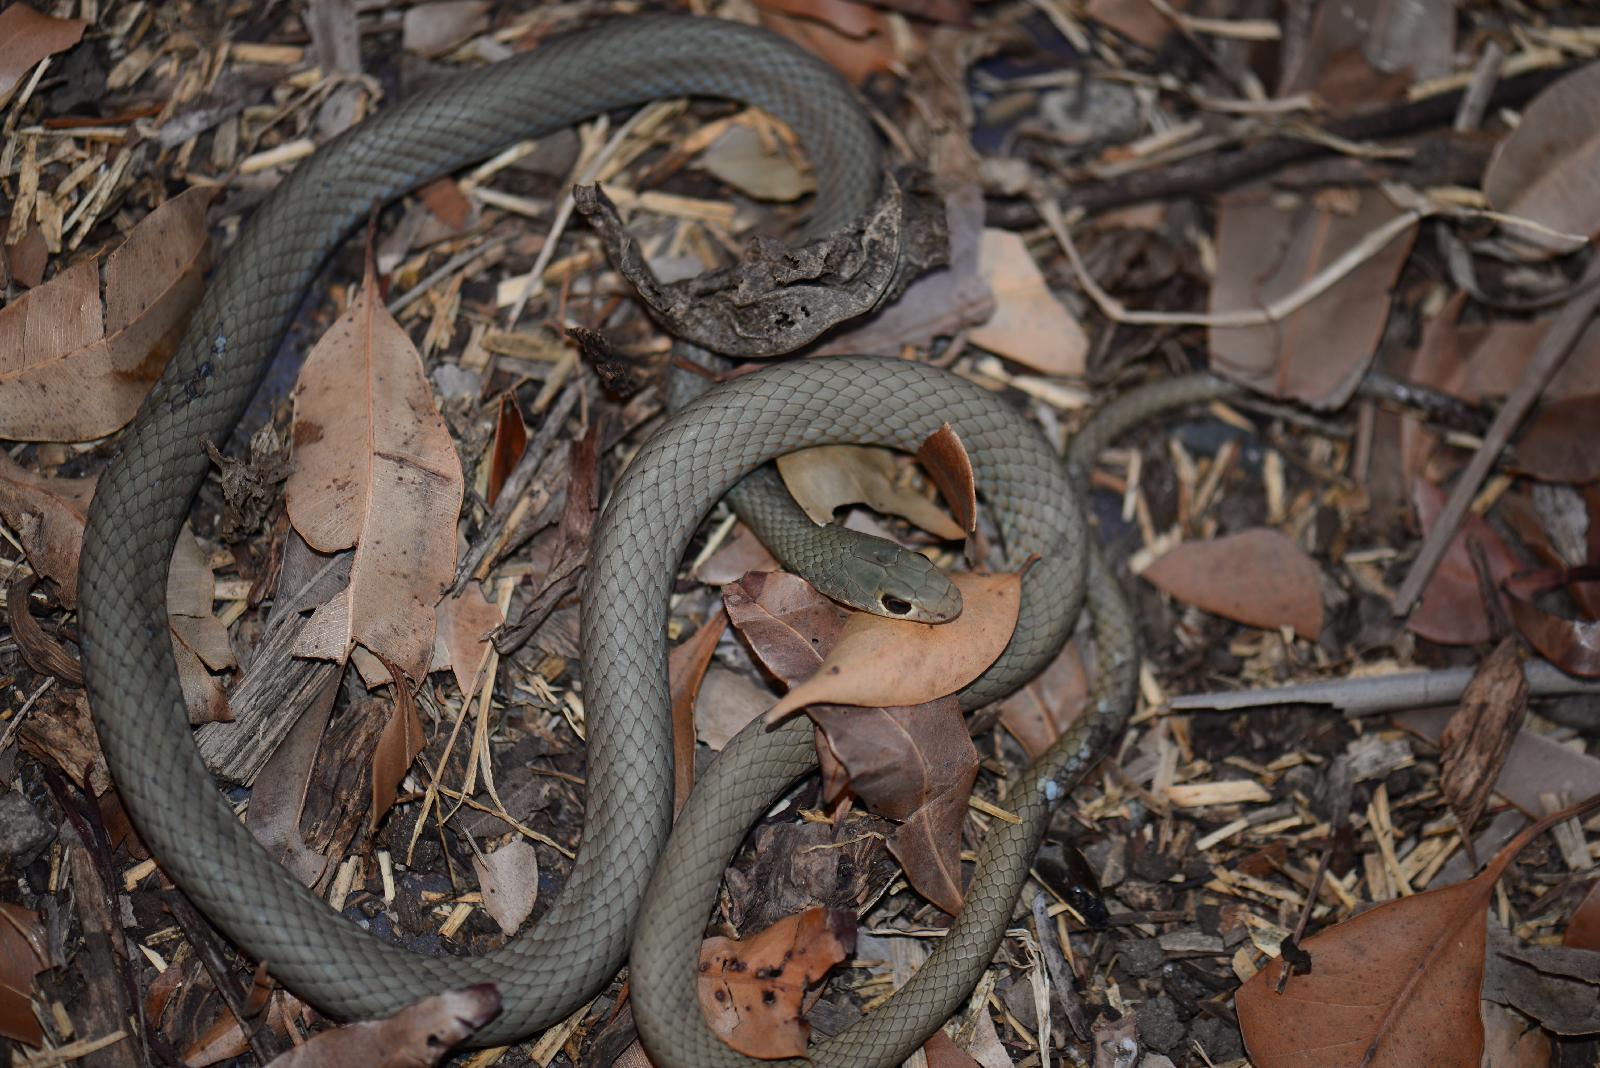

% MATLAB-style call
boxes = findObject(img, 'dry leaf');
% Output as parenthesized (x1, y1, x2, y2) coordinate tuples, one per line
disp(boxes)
(923, 1030, 985, 1068)
(1209, 187, 1417, 409)
(1276, 0, 1447, 115)
(19, 692, 108, 794)
(1505, 581, 1600, 678)
(997, 639, 1089, 760)
(485, 392, 526, 508)
(725, 571, 851, 685)
(0, 450, 93, 604)
(0, 187, 210, 440)
(1564, 881, 1600, 951)
(370, 669, 426, 831)
(765, 570, 1020, 723)
(697, 122, 815, 202)
(401, 0, 490, 58)
(1139, 529, 1323, 639)
(1439, 639, 1529, 834)
(0, 903, 49, 1046)
(692, 666, 772, 752)
(966, 228, 1088, 376)
(473, 839, 538, 936)
(1393, 707, 1600, 819)
(286, 259, 465, 681)
(168, 526, 236, 725)
(1483, 61, 1600, 260)
(433, 583, 503, 699)
(1480, 1003, 1551, 1068)
(0, 3, 87, 100)
(1236, 797, 1600, 1068)
(699, 907, 854, 1059)
(755, 0, 901, 85)
(916, 424, 976, 535)
(1511, 395, 1600, 483)
(776, 445, 964, 538)
(1408, 479, 1519, 646)
(669, 610, 727, 807)
(694, 524, 780, 587)
(1483, 924, 1600, 1035)
(263, 985, 500, 1067)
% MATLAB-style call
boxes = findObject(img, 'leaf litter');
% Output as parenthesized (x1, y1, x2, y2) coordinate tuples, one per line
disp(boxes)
(4, 0, 1600, 1064)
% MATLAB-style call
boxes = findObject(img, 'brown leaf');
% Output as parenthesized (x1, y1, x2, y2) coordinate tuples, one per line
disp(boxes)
(1564, 880, 1600, 952)
(9, 575, 81, 685)
(1438, 638, 1529, 834)
(724, 571, 852, 687)
(1209, 187, 1417, 409)
(485, 393, 527, 509)
(1483, 61, 1600, 260)
(815, 185, 994, 359)
(1483, 924, 1600, 1035)
(1392, 707, 1600, 818)
(1139, 529, 1323, 639)
(692, 667, 772, 753)
(670, 610, 727, 805)
(966, 228, 1087, 376)
(694, 524, 780, 587)
(922, 1030, 984, 1068)
(997, 639, 1089, 760)
(0, 452, 92, 603)
(776, 445, 964, 538)
(699, 907, 854, 1059)
(7, 223, 46, 288)
(1407, 478, 1519, 646)
(755, 0, 901, 85)
(434, 582, 502, 698)
(1276, 0, 1438, 117)
(0, 187, 210, 440)
(401, 0, 490, 58)
(697, 122, 815, 203)
(370, 668, 426, 831)
(1480, 1003, 1552, 1068)
(0, 903, 49, 1045)
(1236, 797, 1600, 1068)
(916, 424, 976, 535)
(169, 526, 235, 724)
(765, 571, 1020, 723)
(1505, 594, 1600, 677)
(418, 177, 474, 232)
(263, 985, 501, 1067)
(0, 3, 87, 100)
(286, 257, 465, 681)
(1513, 394, 1600, 483)
(472, 839, 538, 936)
(19, 692, 108, 793)
(1084, 0, 1180, 49)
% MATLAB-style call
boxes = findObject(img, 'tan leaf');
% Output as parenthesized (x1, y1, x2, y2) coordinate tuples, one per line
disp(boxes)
(263, 985, 501, 1067)
(765, 571, 1019, 723)
(1208, 187, 1417, 409)
(0, 187, 210, 440)
(776, 445, 964, 538)
(167, 527, 234, 724)
(0, 3, 87, 101)
(694, 523, 779, 587)
(286, 260, 464, 681)
(1139, 529, 1323, 639)
(433, 582, 502, 699)
(754, 0, 901, 86)
(1480, 1003, 1552, 1068)
(0, 450, 93, 604)
(1484, 61, 1600, 260)
(916, 424, 976, 535)
(699, 907, 854, 1059)
(669, 610, 727, 806)
(966, 228, 1088, 376)
(472, 839, 538, 936)
(697, 121, 815, 202)
(401, 0, 491, 59)
(691, 666, 771, 752)
(370, 670, 426, 831)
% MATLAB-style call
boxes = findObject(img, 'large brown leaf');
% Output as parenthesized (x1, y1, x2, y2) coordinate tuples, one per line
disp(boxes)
(1483, 61, 1600, 260)
(0, 3, 87, 100)
(0, 187, 210, 440)
(1237, 796, 1600, 1068)
(699, 907, 854, 1059)
(286, 259, 465, 681)
(1140, 528, 1323, 639)
(1208, 187, 1417, 409)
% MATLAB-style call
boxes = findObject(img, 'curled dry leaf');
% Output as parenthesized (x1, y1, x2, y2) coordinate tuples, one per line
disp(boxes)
(0, 186, 210, 440)
(484, 392, 527, 508)
(1407, 478, 1518, 646)
(1438, 638, 1529, 834)
(0, 3, 87, 100)
(765, 570, 1020, 723)
(699, 907, 855, 1059)
(1208, 187, 1417, 409)
(0, 451, 93, 604)
(263, 984, 501, 1067)
(0, 902, 50, 1045)
(370, 664, 426, 831)
(915, 424, 976, 535)
(1505, 580, 1600, 678)
(286, 259, 465, 682)
(965, 228, 1087, 376)
(670, 610, 727, 806)
(1236, 796, 1600, 1068)
(1564, 880, 1600, 951)
(473, 839, 538, 936)
(1139, 528, 1323, 640)
(1483, 61, 1600, 260)
(776, 445, 964, 538)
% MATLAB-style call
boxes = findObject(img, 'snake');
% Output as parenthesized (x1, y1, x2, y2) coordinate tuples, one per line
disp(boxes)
(76, 12, 1239, 1059)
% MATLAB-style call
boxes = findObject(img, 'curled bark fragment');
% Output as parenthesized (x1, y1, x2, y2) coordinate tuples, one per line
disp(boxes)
(574, 169, 947, 357)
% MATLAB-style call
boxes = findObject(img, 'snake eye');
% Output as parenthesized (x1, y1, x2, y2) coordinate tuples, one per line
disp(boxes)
(881, 595, 912, 615)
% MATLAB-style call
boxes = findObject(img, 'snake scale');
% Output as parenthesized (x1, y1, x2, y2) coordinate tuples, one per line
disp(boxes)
(77, 13, 1238, 1060)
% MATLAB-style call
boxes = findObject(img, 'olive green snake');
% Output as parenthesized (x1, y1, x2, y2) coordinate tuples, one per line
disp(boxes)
(77, 14, 1238, 1059)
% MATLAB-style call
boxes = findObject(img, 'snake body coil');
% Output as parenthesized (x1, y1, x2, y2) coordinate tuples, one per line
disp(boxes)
(76, 13, 1190, 1060)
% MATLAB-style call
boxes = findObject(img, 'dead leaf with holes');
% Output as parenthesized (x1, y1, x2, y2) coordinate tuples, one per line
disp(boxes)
(764, 570, 1019, 723)
(777, 445, 964, 538)
(1139, 528, 1323, 639)
(285, 257, 465, 682)
(700, 907, 855, 1058)
(1236, 795, 1600, 1068)
(1483, 61, 1600, 260)
(0, 187, 210, 440)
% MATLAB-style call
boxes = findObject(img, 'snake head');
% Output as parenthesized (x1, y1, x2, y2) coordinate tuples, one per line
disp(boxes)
(832, 536, 963, 624)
